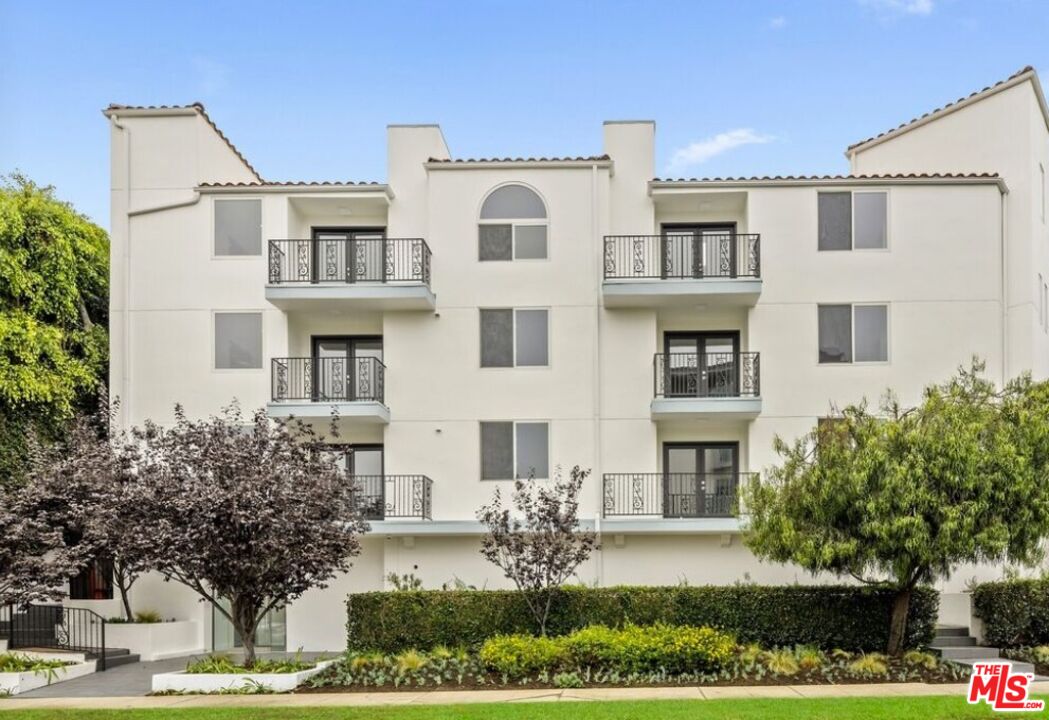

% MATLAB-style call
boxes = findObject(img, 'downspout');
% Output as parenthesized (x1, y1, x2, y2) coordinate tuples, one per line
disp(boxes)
(591, 161, 604, 587)
(109, 115, 131, 429)
(1001, 187, 1009, 386)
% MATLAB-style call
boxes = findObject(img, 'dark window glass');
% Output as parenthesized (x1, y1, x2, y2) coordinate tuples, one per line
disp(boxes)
(515, 310, 548, 366)
(215, 199, 261, 256)
(69, 558, 114, 600)
(480, 309, 514, 367)
(855, 305, 888, 361)
(481, 421, 514, 480)
(480, 185, 546, 219)
(854, 192, 887, 249)
(818, 192, 852, 251)
(215, 313, 262, 369)
(479, 224, 513, 261)
(818, 305, 852, 363)
(515, 422, 549, 479)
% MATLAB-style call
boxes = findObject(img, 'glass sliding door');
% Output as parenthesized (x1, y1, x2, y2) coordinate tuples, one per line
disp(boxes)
(663, 332, 740, 397)
(212, 599, 286, 653)
(310, 228, 386, 283)
(311, 336, 383, 401)
(661, 224, 736, 279)
(662, 443, 739, 518)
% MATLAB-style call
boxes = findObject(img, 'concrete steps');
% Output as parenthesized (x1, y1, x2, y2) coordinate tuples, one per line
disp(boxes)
(930, 625, 1040, 677)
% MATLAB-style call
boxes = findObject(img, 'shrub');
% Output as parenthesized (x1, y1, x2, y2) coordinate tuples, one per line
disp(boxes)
(347, 584, 938, 652)
(972, 579, 1049, 647)
(848, 653, 889, 677)
(479, 635, 567, 677)
(763, 648, 800, 676)
(480, 624, 734, 678)
(552, 671, 584, 688)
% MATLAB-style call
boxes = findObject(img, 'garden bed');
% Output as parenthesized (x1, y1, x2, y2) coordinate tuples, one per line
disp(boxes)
(0, 653, 95, 696)
(151, 654, 335, 694)
(305, 624, 970, 693)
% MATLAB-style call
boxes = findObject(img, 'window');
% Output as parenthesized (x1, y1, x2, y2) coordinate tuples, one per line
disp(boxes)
(215, 312, 262, 369)
(818, 304, 888, 363)
(480, 421, 549, 480)
(478, 184, 548, 261)
(69, 558, 114, 600)
(480, 308, 548, 367)
(214, 199, 261, 256)
(818, 191, 887, 251)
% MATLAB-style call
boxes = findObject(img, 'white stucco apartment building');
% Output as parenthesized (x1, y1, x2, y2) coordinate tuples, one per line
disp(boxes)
(96, 66, 1049, 652)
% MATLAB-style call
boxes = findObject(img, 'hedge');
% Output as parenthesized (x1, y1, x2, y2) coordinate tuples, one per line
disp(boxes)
(972, 579, 1049, 647)
(346, 585, 938, 653)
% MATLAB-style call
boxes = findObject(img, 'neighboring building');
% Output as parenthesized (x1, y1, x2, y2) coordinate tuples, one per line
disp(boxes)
(99, 66, 1048, 652)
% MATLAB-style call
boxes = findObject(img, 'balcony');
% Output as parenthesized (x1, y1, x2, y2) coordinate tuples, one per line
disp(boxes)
(651, 352, 761, 419)
(603, 472, 754, 519)
(265, 237, 435, 311)
(602, 233, 761, 307)
(355, 475, 433, 521)
(266, 356, 389, 423)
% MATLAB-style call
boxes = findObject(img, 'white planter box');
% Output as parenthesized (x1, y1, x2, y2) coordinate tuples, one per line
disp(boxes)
(0, 660, 96, 696)
(106, 620, 202, 661)
(151, 659, 335, 694)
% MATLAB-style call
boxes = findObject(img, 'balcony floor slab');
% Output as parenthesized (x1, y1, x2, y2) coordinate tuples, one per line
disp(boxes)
(265, 401, 390, 424)
(602, 278, 760, 308)
(265, 284, 436, 311)
(651, 397, 761, 420)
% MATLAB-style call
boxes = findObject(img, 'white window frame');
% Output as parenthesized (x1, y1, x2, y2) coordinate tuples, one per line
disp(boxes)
(817, 302, 890, 365)
(479, 420, 550, 481)
(212, 197, 263, 259)
(479, 307, 551, 369)
(477, 183, 550, 262)
(817, 190, 890, 252)
(211, 310, 265, 372)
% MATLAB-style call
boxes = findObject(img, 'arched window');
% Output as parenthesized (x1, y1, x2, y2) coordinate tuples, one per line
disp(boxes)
(478, 184, 548, 261)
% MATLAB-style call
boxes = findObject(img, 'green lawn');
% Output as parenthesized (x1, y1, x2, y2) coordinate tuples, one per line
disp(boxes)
(0, 696, 1032, 720)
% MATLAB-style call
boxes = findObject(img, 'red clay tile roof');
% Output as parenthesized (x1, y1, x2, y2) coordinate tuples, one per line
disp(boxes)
(105, 103, 263, 182)
(198, 180, 384, 188)
(653, 172, 1000, 183)
(428, 155, 611, 164)
(846, 66, 1036, 153)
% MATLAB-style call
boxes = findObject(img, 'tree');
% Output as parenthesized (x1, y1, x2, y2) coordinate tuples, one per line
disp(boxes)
(136, 405, 368, 664)
(741, 360, 1049, 655)
(0, 174, 109, 485)
(477, 466, 598, 636)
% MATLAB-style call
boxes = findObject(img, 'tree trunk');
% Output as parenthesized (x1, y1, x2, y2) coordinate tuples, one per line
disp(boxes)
(887, 585, 913, 656)
(232, 598, 260, 667)
(118, 581, 133, 621)
(114, 564, 134, 620)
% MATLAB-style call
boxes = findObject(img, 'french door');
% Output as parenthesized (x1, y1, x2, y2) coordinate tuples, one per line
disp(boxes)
(310, 227, 386, 283)
(663, 331, 740, 397)
(661, 224, 736, 279)
(663, 442, 739, 518)
(311, 336, 383, 401)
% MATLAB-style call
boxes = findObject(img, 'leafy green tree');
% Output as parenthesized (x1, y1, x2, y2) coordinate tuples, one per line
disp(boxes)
(0, 173, 108, 483)
(741, 361, 1049, 655)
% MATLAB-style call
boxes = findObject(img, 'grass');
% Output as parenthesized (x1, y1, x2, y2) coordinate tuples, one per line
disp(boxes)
(0, 696, 1035, 720)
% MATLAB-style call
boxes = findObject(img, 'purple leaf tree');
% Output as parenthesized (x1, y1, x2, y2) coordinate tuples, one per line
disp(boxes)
(476, 465, 598, 636)
(136, 404, 368, 664)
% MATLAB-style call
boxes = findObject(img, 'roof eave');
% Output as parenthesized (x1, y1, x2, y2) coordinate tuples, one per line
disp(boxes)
(649, 176, 1009, 194)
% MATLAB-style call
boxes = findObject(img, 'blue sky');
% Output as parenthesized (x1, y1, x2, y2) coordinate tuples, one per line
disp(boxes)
(2, 0, 1048, 229)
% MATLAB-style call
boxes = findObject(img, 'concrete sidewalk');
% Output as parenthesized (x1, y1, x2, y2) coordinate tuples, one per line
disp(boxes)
(7, 680, 1046, 710)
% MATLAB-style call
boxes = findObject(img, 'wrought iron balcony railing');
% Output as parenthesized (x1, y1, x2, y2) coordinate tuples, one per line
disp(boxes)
(354, 474, 432, 520)
(604, 233, 760, 280)
(268, 238, 432, 286)
(271, 356, 385, 403)
(654, 352, 760, 399)
(602, 472, 755, 518)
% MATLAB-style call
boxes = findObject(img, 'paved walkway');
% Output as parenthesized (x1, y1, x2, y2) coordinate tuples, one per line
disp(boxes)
(8, 681, 1049, 710)
(12, 652, 328, 699)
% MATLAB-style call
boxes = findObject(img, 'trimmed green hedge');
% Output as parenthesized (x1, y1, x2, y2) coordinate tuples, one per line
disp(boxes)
(347, 585, 938, 653)
(972, 579, 1049, 647)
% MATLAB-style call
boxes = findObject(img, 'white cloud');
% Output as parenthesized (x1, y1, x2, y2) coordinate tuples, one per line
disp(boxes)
(859, 0, 934, 18)
(769, 16, 787, 29)
(665, 129, 775, 174)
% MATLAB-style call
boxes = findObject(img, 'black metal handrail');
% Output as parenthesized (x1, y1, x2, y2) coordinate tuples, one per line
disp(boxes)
(654, 352, 760, 398)
(268, 238, 432, 286)
(1, 603, 108, 670)
(602, 472, 755, 518)
(353, 475, 433, 520)
(604, 233, 760, 280)
(271, 357, 385, 403)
